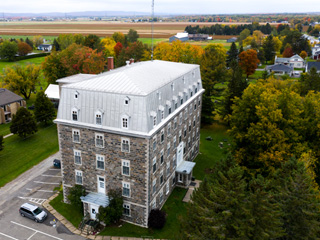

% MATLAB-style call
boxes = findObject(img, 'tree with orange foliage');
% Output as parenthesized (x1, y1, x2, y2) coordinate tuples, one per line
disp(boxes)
(300, 51, 308, 59)
(282, 47, 294, 58)
(239, 49, 260, 78)
(114, 42, 123, 57)
(17, 42, 32, 56)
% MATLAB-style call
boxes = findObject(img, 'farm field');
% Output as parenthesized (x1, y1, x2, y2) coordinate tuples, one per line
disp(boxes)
(0, 21, 243, 38)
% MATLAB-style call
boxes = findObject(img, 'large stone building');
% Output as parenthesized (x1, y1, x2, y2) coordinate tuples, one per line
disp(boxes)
(54, 60, 204, 227)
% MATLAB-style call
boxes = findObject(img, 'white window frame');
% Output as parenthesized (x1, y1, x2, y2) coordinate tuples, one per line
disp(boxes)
(153, 136, 157, 151)
(160, 170, 164, 185)
(179, 113, 183, 125)
(74, 91, 79, 99)
(161, 110, 164, 121)
(189, 120, 192, 132)
(160, 149, 164, 165)
(166, 182, 170, 195)
(159, 188, 164, 203)
(174, 117, 177, 129)
(95, 111, 102, 125)
(74, 150, 81, 165)
(123, 203, 131, 216)
(189, 105, 193, 114)
(75, 170, 83, 185)
(96, 154, 105, 170)
(153, 116, 157, 127)
(95, 133, 104, 148)
(72, 129, 80, 143)
(167, 142, 171, 157)
(152, 179, 156, 194)
(167, 123, 171, 136)
(121, 138, 130, 153)
(166, 161, 170, 177)
(122, 116, 129, 129)
(184, 109, 188, 120)
(173, 136, 177, 149)
(124, 96, 130, 105)
(160, 130, 164, 143)
(179, 130, 182, 143)
(122, 182, 130, 197)
(72, 109, 78, 121)
(122, 160, 130, 176)
(152, 199, 156, 209)
(153, 157, 157, 173)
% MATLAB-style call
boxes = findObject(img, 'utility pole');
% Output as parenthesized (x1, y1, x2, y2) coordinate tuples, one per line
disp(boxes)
(151, 0, 154, 60)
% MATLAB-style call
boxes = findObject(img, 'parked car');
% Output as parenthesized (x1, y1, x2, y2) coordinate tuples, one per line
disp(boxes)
(19, 203, 47, 223)
(53, 159, 61, 168)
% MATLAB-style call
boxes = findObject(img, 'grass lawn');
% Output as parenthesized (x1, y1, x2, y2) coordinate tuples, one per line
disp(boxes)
(139, 38, 167, 45)
(0, 35, 55, 42)
(50, 192, 83, 228)
(0, 56, 47, 71)
(193, 123, 229, 180)
(99, 187, 188, 239)
(0, 124, 59, 187)
(0, 122, 11, 136)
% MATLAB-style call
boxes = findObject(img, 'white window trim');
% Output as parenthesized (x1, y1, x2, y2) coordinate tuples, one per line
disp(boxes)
(95, 133, 104, 148)
(153, 136, 157, 152)
(122, 159, 130, 176)
(74, 91, 79, 99)
(122, 181, 131, 198)
(121, 137, 130, 153)
(123, 203, 131, 216)
(121, 115, 129, 129)
(96, 154, 105, 170)
(74, 149, 81, 165)
(75, 170, 83, 185)
(166, 182, 170, 195)
(72, 129, 80, 143)
(95, 110, 103, 125)
(71, 108, 79, 121)
(159, 188, 164, 203)
(124, 96, 130, 105)
(160, 170, 164, 185)
(153, 157, 157, 174)
(160, 149, 164, 165)
(160, 130, 164, 143)
(167, 123, 171, 136)
(151, 199, 156, 209)
(152, 179, 157, 195)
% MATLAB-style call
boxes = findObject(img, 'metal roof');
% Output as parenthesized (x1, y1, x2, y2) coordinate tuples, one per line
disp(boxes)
(266, 64, 293, 72)
(176, 160, 196, 174)
(45, 84, 60, 99)
(64, 60, 198, 96)
(80, 192, 109, 207)
(307, 62, 320, 71)
(56, 73, 96, 84)
(0, 88, 23, 106)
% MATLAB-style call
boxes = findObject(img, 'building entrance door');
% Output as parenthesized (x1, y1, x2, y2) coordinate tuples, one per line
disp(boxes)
(97, 176, 105, 194)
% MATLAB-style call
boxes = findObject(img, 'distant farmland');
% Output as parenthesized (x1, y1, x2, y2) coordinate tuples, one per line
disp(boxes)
(0, 21, 256, 38)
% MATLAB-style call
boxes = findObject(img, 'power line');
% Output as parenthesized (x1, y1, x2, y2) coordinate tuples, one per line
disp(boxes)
(151, 0, 154, 61)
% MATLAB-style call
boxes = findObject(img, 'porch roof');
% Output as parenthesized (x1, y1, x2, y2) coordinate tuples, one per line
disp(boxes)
(80, 192, 110, 207)
(176, 160, 196, 174)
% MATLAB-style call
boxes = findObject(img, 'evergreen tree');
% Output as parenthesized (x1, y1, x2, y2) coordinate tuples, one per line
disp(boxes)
(274, 158, 320, 240)
(239, 45, 244, 54)
(0, 135, 3, 151)
(52, 38, 60, 51)
(10, 107, 37, 138)
(263, 35, 276, 63)
(25, 37, 33, 49)
(299, 67, 320, 95)
(226, 42, 238, 67)
(127, 29, 139, 43)
(34, 91, 56, 125)
(257, 48, 266, 64)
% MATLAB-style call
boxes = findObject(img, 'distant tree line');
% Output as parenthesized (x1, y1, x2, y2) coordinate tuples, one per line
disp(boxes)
(185, 23, 273, 35)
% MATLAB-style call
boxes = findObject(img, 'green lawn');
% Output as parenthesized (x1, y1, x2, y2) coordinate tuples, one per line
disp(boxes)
(193, 123, 229, 180)
(0, 124, 59, 187)
(0, 122, 11, 136)
(99, 187, 188, 239)
(0, 56, 46, 71)
(139, 38, 167, 45)
(0, 35, 55, 42)
(50, 192, 83, 227)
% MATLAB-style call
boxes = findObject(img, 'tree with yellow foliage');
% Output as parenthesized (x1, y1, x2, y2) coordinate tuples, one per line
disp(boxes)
(101, 37, 116, 57)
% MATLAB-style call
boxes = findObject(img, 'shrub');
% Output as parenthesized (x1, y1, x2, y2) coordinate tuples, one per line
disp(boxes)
(0, 135, 3, 151)
(148, 209, 166, 229)
(98, 188, 123, 225)
(67, 185, 86, 213)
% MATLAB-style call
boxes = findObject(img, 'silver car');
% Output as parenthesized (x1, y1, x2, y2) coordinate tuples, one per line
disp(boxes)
(19, 203, 47, 223)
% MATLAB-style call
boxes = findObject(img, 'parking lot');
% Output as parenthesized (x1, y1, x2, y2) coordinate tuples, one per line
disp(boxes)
(0, 163, 87, 240)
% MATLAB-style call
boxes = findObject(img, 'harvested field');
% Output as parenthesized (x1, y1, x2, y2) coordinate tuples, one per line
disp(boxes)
(0, 21, 262, 38)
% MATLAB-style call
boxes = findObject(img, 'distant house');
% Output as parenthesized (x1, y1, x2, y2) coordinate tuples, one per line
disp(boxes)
(306, 62, 320, 73)
(0, 88, 26, 124)
(227, 37, 237, 43)
(169, 32, 189, 42)
(188, 34, 210, 41)
(266, 64, 294, 76)
(37, 44, 52, 51)
(312, 45, 320, 60)
(275, 54, 305, 68)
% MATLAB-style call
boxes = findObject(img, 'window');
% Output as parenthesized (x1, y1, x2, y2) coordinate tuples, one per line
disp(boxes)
(171, 83, 174, 91)
(175, 102, 178, 110)
(153, 179, 156, 194)
(152, 199, 156, 209)
(121, 138, 130, 153)
(74, 150, 81, 165)
(180, 98, 183, 105)
(184, 125, 187, 137)
(75, 170, 82, 185)
(193, 131, 195, 142)
(189, 105, 193, 114)
(153, 137, 157, 151)
(173, 136, 177, 149)
(95, 134, 104, 148)
(168, 107, 172, 115)
(123, 204, 130, 216)
(185, 94, 188, 101)
(72, 129, 80, 143)
(167, 142, 171, 157)
(122, 160, 130, 176)
(173, 154, 177, 168)
(72, 110, 78, 121)
(189, 121, 192, 132)
(161, 110, 164, 121)
(124, 97, 130, 105)
(167, 123, 171, 136)
(160, 171, 164, 185)
(174, 117, 177, 129)
(195, 87, 198, 93)
(188, 137, 191, 148)
(193, 117, 196, 127)
(179, 113, 183, 125)
(96, 113, 102, 125)
(198, 98, 201, 106)
(159, 189, 164, 203)
(197, 111, 200, 122)
(166, 182, 170, 195)
(184, 109, 188, 119)
(153, 116, 157, 127)
(166, 162, 170, 177)
(190, 91, 193, 97)
(153, 157, 157, 173)
(96, 155, 105, 170)
(160, 150, 164, 165)
(122, 182, 130, 197)
(160, 130, 164, 143)
(122, 117, 128, 129)
(179, 130, 182, 143)
(74, 91, 79, 99)
(194, 103, 197, 110)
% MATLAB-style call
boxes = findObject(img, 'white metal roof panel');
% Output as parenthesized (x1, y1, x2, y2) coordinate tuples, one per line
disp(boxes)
(56, 73, 96, 84)
(80, 192, 110, 207)
(176, 160, 196, 174)
(45, 84, 60, 99)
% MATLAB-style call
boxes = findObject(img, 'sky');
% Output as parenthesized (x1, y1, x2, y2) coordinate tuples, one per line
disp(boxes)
(2, 0, 320, 15)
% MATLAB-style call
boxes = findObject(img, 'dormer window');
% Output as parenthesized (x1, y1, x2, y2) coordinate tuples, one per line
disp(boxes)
(122, 117, 128, 129)
(72, 108, 78, 121)
(153, 116, 157, 127)
(96, 113, 102, 125)
(74, 91, 79, 99)
(159, 92, 162, 100)
(124, 96, 130, 105)
(171, 83, 174, 91)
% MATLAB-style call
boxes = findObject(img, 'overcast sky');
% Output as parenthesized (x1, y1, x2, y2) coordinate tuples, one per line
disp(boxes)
(2, 0, 319, 15)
